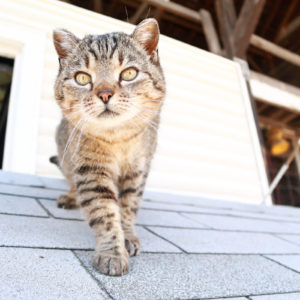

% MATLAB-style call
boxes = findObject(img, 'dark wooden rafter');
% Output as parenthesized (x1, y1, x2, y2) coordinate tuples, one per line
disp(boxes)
(259, 116, 300, 136)
(223, 0, 236, 29)
(215, 0, 235, 58)
(257, 103, 269, 114)
(129, 2, 148, 24)
(259, 0, 282, 38)
(233, 0, 266, 58)
(68, 0, 300, 87)
(274, 0, 299, 43)
(250, 35, 300, 67)
(153, 8, 164, 22)
(199, 9, 222, 55)
(92, 0, 102, 14)
(269, 109, 287, 120)
(281, 113, 299, 125)
(128, 0, 221, 54)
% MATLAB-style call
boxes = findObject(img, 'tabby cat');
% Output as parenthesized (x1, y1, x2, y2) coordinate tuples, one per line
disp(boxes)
(52, 19, 165, 276)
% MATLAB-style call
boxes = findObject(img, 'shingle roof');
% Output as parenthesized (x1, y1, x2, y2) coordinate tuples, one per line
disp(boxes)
(1, 170, 300, 299)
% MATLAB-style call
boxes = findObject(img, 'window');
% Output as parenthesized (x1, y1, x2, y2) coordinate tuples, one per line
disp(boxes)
(0, 57, 14, 169)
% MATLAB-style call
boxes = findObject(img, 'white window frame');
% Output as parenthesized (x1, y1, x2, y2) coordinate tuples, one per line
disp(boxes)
(0, 25, 46, 174)
(235, 62, 272, 205)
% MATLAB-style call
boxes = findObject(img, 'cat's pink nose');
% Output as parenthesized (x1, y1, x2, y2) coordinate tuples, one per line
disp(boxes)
(97, 89, 113, 103)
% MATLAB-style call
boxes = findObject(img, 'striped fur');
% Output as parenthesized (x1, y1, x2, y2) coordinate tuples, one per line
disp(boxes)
(52, 19, 165, 276)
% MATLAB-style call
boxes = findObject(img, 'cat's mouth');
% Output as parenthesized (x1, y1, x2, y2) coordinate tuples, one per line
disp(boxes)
(98, 108, 119, 118)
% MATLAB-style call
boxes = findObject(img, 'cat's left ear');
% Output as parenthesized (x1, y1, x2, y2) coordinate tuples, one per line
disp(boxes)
(132, 18, 159, 58)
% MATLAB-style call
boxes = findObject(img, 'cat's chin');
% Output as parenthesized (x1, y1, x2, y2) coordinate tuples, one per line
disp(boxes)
(97, 109, 119, 118)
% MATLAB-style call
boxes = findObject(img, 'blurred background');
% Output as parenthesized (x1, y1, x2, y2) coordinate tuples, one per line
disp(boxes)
(0, 0, 299, 206)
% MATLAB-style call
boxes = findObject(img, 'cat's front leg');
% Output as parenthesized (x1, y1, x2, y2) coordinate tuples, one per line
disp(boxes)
(120, 170, 146, 257)
(74, 165, 129, 276)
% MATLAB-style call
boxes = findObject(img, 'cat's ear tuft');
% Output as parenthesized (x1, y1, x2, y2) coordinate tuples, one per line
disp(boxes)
(132, 18, 159, 57)
(53, 29, 80, 59)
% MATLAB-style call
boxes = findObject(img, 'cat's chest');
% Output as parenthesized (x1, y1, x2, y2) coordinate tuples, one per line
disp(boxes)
(113, 138, 145, 167)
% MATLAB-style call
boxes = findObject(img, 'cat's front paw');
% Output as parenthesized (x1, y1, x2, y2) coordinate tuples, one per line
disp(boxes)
(56, 194, 78, 209)
(125, 235, 140, 257)
(93, 250, 129, 276)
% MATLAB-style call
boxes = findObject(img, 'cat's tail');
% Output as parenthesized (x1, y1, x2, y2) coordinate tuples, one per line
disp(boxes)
(49, 155, 60, 167)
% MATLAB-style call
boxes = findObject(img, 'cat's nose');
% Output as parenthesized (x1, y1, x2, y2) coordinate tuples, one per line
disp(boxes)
(97, 89, 113, 103)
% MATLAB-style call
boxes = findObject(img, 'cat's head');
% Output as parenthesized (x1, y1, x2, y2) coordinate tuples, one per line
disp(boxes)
(53, 19, 165, 135)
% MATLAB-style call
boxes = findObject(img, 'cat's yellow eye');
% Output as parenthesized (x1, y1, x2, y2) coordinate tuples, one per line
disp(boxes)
(75, 72, 91, 85)
(120, 68, 138, 81)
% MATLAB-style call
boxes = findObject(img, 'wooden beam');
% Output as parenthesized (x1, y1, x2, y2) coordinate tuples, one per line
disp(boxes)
(130, 2, 148, 24)
(257, 103, 269, 114)
(282, 113, 299, 125)
(233, 0, 266, 58)
(274, 0, 299, 43)
(199, 9, 222, 55)
(276, 16, 300, 43)
(121, 0, 300, 67)
(260, 0, 281, 38)
(215, 0, 234, 58)
(92, 0, 103, 14)
(269, 109, 287, 120)
(153, 8, 164, 22)
(248, 55, 263, 72)
(259, 116, 300, 136)
(223, 0, 236, 29)
(250, 71, 300, 113)
(121, 0, 204, 33)
(250, 35, 300, 67)
(141, 0, 202, 23)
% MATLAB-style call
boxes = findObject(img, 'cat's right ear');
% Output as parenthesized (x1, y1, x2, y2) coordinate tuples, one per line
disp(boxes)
(53, 29, 80, 59)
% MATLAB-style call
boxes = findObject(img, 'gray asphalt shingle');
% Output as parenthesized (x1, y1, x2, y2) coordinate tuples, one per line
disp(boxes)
(2, 170, 300, 299)
(251, 293, 300, 300)
(0, 247, 109, 300)
(39, 176, 69, 191)
(75, 252, 300, 300)
(142, 200, 300, 223)
(39, 198, 84, 220)
(0, 183, 62, 200)
(136, 226, 181, 253)
(0, 170, 44, 187)
(181, 213, 300, 234)
(148, 227, 300, 254)
(0, 214, 95, 249)
(143, 190, 266, 213)
(277, 234, 300, 246)
(265, 255, 300, 273)
(0, 194, 48, 217)
(136, 209, 209, 228)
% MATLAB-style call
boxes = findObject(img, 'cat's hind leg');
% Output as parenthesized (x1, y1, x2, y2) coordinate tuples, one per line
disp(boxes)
(57, 184, 78, 209)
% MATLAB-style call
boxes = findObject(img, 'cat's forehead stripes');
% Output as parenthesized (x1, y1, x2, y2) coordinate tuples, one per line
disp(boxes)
(82, 34, 122, 63)
(78, 33, 146, 70)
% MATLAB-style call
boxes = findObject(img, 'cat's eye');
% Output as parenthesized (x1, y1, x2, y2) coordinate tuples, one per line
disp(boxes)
(120, 68, 138, 81)
(75, 72, 91, 85)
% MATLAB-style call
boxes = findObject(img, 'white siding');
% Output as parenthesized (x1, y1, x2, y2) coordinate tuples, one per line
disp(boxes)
(0, 0, 268, 203)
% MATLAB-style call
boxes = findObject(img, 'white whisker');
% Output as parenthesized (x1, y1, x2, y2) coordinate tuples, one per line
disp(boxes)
(61, 116, 86, 167)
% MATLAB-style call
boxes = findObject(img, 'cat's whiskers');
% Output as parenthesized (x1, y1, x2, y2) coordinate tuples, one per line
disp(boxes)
(117, 101, 159, 114)
(61, 115, 86, 167)
(71, 116, 89, 161)
(142, 99, 162, 103)
(129, 102, 160, 115)
(135, 114, 159, 131)
(64, 108, 86, 118)
(61, 104, 82, 111)
(128, 106, 159, 131)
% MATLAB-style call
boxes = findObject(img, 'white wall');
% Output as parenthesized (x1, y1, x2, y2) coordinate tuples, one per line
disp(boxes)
(0, 0, 270, 204)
